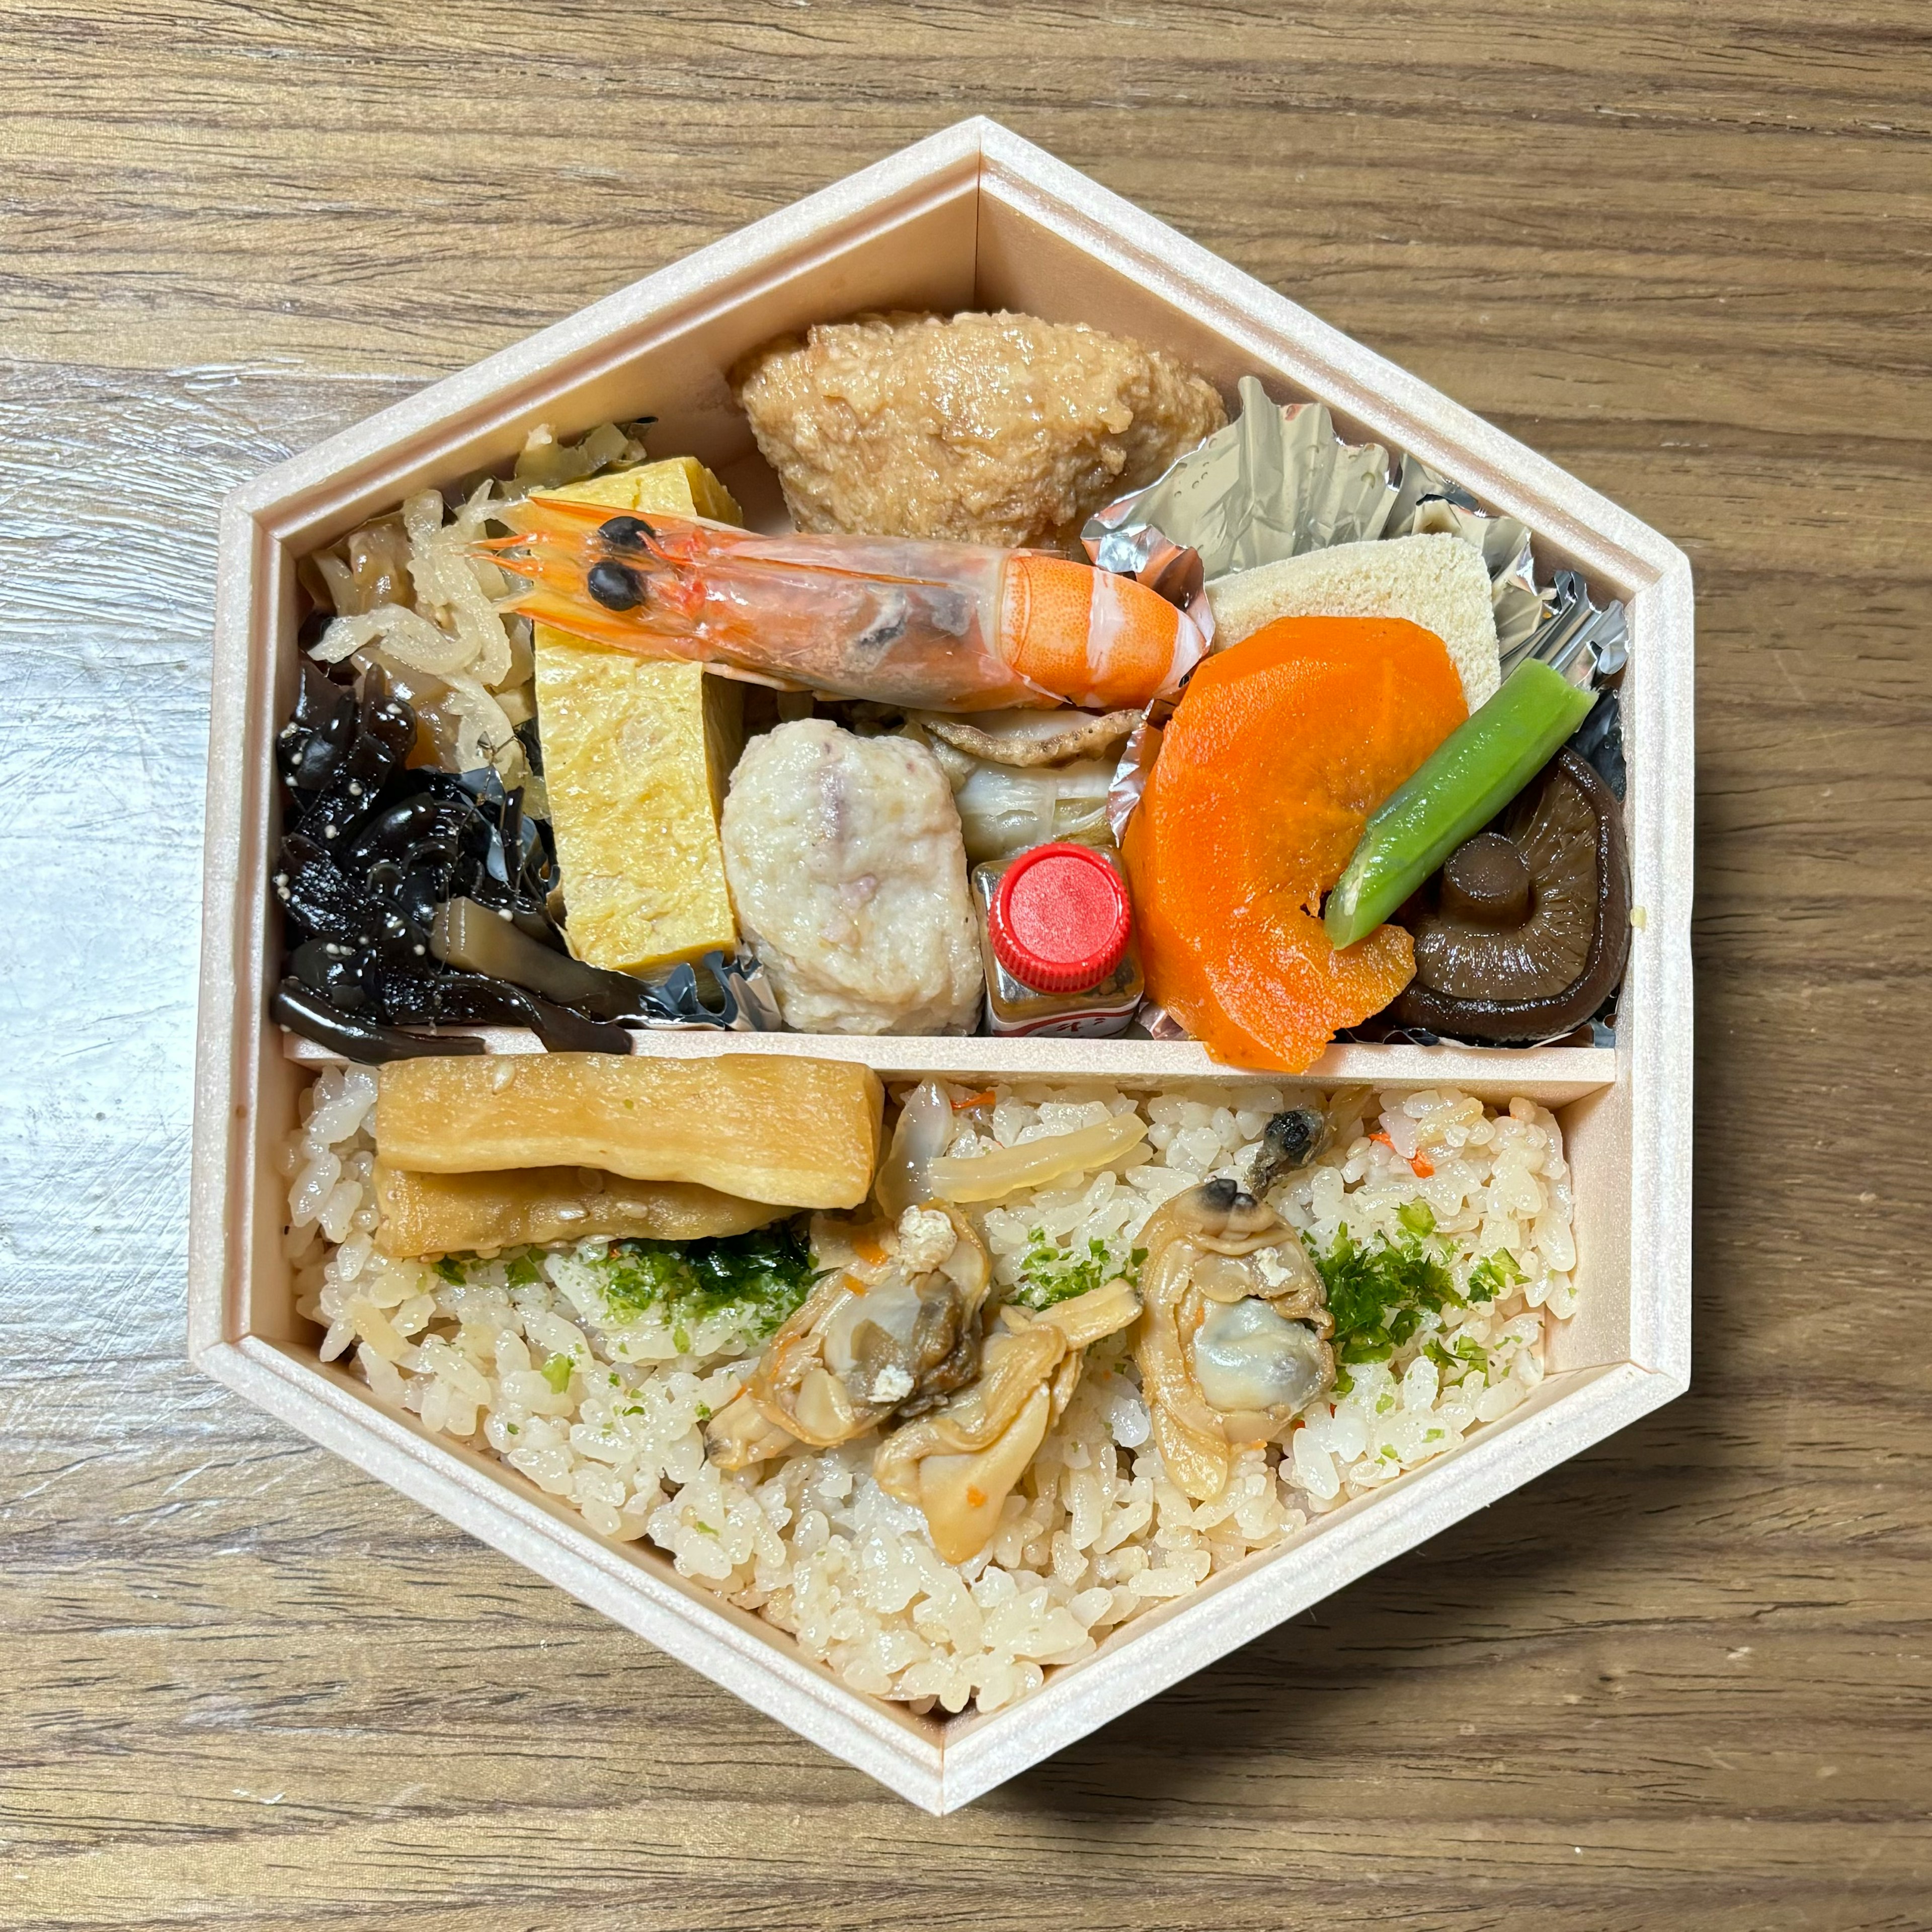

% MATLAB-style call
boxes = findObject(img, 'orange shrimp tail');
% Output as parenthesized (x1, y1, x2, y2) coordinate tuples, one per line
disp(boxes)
(997, 555, 1206, 711)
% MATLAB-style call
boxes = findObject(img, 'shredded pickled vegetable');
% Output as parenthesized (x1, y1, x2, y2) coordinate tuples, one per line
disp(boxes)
(306, 422, 651, 782)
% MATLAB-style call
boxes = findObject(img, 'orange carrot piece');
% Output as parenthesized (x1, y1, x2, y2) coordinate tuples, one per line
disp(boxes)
(1123, 616, 1467, 1074)
(1371, 1131, 1434, 1179)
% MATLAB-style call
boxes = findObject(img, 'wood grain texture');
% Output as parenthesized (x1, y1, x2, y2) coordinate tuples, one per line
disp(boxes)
(3, 2, 1929, 1926)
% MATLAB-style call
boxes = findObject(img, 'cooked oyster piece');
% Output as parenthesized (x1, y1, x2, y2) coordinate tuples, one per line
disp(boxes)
(875, 1276, 1142, 1563)
(1191, 1297, 1329, 1417)
(703, 1393, 799, 1469)
(732, 310, 1227, 554)
(705, 1204, 992, 1467)
(1134, 1177, 1335, 1502)
(914, 707, 1141, 769)
(721, 719, 983, 1035)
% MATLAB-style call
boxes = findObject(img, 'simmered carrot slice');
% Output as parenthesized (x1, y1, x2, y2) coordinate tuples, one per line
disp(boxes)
(1122, 615, 1467, 1072)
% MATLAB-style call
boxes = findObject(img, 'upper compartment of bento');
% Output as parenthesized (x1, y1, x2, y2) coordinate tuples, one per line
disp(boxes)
(257, 134, 1643, 1081)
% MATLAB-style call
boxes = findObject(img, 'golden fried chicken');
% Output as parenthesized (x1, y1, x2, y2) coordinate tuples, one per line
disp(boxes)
(732, 310, 1227, 554)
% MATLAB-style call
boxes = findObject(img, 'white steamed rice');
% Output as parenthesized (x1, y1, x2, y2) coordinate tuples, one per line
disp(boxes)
(285, 1067, 1576, 1715)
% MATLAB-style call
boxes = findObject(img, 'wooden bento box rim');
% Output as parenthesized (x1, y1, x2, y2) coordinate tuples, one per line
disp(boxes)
(190, 118, 1695, 1813)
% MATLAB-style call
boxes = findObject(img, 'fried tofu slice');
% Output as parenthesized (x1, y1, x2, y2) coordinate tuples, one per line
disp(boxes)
(375, 1052, 883, 1211)
(371, 1163, 782, 1259)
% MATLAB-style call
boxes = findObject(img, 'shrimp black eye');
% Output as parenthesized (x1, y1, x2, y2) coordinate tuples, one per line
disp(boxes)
(598, 515, 654, 552)
(587, 561, 645, 610)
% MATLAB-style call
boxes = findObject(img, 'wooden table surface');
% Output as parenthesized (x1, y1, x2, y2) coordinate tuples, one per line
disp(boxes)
(5, 3, 1928, 1926)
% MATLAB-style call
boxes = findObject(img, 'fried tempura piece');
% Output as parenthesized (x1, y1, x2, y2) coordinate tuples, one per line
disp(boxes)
(732, 310, 1226, 554)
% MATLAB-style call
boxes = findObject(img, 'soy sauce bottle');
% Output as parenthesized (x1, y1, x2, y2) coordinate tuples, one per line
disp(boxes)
(971, 842, 1144, 1038)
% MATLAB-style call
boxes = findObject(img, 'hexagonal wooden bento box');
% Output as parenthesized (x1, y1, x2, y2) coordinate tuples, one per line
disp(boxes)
(189, 117, 1694, 1813)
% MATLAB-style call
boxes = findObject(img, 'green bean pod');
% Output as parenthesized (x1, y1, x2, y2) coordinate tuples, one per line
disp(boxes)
(1323, 660, 1597, 951)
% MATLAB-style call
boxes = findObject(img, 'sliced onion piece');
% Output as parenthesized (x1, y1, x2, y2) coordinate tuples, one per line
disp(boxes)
(400, 488, 446, 547)
(443, 672, 523, 781)
(414, 533, 514, 687)
(928, 1113, 1147, 1204)
(313, 551, 359, 617)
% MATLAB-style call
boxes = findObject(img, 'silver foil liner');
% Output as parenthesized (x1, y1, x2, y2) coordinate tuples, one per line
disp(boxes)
(630, 949, 784, 1031)
(1106, 714, 1166, 845)
(1085, 376, 1397, 579)
(1346, 1013, 1614, 1050)
(1505, 569, 1629, 687)
(1135, 1003, 1192, 1044)
(1083, 375, 1560, 671)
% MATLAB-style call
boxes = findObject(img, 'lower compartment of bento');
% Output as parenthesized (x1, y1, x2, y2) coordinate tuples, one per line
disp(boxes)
(235, 1036, 1639, 1777)
(242, 1321, 1644, 1776)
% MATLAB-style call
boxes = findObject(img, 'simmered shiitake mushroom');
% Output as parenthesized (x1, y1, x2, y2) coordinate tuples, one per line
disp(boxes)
(706, 1204, 992, 1467)
(1391, 747, 1630, 1041)
(1134, 1177, 1336, 1503)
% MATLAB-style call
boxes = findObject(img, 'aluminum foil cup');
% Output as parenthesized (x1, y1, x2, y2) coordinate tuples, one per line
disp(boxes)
(1084, 375, 1398, 579)
(632, 949, 785, 1031)
(1082, 375, 1597, 676)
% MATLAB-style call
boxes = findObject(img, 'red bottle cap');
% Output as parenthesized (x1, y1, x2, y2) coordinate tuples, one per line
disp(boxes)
(989, 844, 1134, 994)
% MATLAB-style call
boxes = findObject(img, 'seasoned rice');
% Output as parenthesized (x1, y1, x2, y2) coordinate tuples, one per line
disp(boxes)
(287, 1066, 1576, 1714)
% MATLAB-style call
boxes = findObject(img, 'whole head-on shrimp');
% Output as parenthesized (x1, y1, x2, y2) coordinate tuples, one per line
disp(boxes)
(477, 496, 1207, 713)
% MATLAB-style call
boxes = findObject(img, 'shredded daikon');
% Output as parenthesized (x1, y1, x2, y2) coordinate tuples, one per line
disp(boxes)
(304, 427, 645, 780)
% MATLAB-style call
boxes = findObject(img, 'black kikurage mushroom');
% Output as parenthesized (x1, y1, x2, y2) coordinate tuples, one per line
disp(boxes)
(270, 662, 637, 1062)
(1389, 747, 1630, 1042)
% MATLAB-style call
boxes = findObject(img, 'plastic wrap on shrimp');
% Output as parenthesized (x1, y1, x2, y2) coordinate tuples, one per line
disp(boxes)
(478, 498, 1206, 714)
